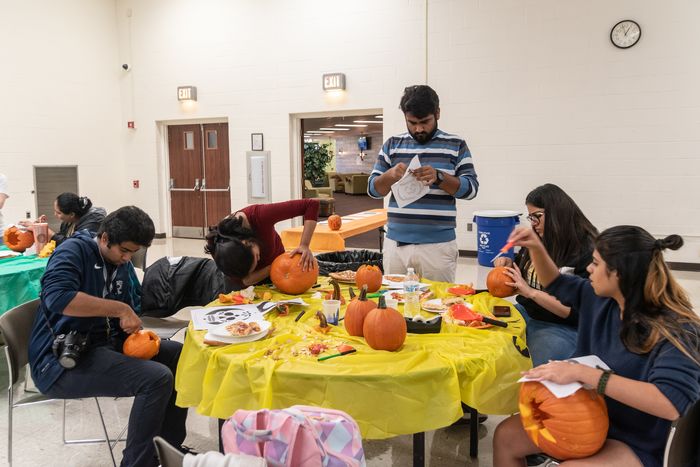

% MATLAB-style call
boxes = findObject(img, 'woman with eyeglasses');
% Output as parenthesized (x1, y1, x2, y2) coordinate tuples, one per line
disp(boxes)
(205, 199, 320, 290)
(494, 184, 597, 366)
(494, 225, 700, 467)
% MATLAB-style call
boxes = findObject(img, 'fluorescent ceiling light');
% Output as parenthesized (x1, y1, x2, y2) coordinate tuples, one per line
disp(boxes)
(353, 120, 383, 124)
(375, 115, 383, 119)
(313, 130, 335, 133)
(319, 127, 349, 131)
(335, 124, 367, 127)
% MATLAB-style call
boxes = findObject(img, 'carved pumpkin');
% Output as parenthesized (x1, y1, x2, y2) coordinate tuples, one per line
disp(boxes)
(355, 264, 383, 293)
(344, 285, 376, 337)
(363, 296, 406, 351)
(519, 382, 608, 460)
(324, 279, 346, 305)
(328, 215, 342, 231)
(270, 252, 319, 295)
(3, 226, 35, 253)
(123, 330, 161, 360)
(487, 266, 516, 298)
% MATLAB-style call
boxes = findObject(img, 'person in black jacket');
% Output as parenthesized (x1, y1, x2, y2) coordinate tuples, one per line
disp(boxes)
(21, 192, 106, 244)
(494, 183, 597, 366)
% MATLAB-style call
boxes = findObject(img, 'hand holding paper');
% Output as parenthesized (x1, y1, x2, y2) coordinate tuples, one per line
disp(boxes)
(391, 155, 429, 208)
(518, 355, 611, 398)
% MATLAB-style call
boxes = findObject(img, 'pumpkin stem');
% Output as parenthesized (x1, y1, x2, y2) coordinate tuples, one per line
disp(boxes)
(330, 279, 341, 301)
(359, 284, 369, 301)
(348, 287, 356, 299)
(378, 295, 387, 308)
(316, 310, 328, 328)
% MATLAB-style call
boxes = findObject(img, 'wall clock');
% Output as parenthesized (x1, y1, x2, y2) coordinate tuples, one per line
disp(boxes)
(610, 20, 641, 49)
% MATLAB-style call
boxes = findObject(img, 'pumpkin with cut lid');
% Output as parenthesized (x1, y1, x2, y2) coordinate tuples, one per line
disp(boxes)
(3, 226, 34, 253)
(270, 252, 319, 295)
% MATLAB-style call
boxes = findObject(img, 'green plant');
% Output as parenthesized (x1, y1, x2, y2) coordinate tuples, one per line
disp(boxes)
(304, 142, 334, 185)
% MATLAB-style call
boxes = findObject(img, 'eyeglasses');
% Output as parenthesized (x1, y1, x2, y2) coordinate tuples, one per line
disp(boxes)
(526, 210, 545, 224)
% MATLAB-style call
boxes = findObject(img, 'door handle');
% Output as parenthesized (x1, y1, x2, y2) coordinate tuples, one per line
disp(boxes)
(169, 178, 200, 192)
(201, 186, 230, 192)
(194, 179, 201, 191)
(201, 178, 207, 190)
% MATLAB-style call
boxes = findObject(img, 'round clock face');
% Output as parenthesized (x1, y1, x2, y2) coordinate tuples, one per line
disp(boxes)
(611, 20, 641, 49)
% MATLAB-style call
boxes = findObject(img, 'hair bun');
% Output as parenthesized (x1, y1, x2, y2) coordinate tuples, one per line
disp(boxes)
(657, 234, 684, 251)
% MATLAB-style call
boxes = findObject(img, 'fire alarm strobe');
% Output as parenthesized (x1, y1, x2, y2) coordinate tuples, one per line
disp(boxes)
(127, 121, 135, 129)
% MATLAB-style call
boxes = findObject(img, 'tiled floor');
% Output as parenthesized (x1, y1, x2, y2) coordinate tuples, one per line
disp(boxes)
(2, 237, 699, 467)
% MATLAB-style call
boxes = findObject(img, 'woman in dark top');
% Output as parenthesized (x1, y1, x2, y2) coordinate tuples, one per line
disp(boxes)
(495, 184, 598, 366)
(494, 225, 700, 467)
(21, 193, 106, 245)
(205, 199, 320, 289)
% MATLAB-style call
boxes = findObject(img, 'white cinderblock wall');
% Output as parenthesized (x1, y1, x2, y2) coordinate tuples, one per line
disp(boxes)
(0, 0, 125, 221)
(1, 0, 698, 263)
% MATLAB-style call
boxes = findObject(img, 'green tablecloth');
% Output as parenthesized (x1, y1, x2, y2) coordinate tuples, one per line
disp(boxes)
(0, 247, 49, 315)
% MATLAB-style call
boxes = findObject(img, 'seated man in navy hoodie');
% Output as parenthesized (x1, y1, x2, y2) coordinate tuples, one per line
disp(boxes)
(29, 206, 187, 467)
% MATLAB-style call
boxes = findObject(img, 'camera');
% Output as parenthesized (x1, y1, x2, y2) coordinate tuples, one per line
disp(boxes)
(52, 331, 89, 369)
(122, 63, 131, 71)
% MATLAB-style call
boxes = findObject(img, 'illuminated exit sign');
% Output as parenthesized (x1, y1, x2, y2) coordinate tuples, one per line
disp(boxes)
(177, 86, 197, 101)
(322, 73, 346, 91)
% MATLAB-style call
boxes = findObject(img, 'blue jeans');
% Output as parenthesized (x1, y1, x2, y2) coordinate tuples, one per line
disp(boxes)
(516, 304, 577, 367)
(46, 340, 187, 467)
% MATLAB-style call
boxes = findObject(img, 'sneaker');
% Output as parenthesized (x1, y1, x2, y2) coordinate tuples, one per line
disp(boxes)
(178, 445, 200, 456)
(526, 454, 551, 466)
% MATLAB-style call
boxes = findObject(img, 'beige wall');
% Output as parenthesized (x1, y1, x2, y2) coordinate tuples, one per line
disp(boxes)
(1, 0, 699, 262)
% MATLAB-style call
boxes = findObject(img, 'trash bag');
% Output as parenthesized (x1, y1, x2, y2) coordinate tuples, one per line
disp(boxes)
(141, 256, 228, 317)
(315, 250, 383, 276)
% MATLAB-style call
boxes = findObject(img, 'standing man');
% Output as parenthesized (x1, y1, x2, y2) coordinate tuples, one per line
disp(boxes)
(368, 85, 478, 282)
(29, 206, 188, 467)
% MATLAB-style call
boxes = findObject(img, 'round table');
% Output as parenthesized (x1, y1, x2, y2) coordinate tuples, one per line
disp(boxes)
(0, 247, 49, 316)
(175, 280, 532, 440)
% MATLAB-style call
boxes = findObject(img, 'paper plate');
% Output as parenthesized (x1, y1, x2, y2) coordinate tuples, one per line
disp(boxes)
(204, 328, 271, 344)
(421, 298, 447, 313)
(210, 320, 271, 339)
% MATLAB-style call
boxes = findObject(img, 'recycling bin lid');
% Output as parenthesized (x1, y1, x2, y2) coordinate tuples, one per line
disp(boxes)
(472, 210, 521, 218)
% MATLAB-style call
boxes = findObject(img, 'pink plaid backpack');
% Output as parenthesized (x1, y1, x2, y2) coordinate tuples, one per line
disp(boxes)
(221, 405, 366, 467)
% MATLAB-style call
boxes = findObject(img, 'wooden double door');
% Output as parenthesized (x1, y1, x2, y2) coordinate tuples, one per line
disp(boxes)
(168, 123, 231, 238)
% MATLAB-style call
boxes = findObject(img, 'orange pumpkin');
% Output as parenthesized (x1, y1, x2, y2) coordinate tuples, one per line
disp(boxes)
(328, 215, 342, 231)
(3, 226, 35, 253)
(355, 264, 383, 293)
(123, 330, 161, 360)
(519, 382, 608, 460)
(344, 285, 376, 337)
(487, 266, 516, 298)
(363, 296, 406, 351)
(270, 252, 319, 295)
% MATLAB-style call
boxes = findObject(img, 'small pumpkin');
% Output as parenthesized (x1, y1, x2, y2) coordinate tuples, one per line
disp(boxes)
(486, 266, 517, 298)
(344, 285, 376, 337)
(355, 264, 383, 293)
(270, 252, 319, 295)
(328, 214, 342, 231)
(123, 329, 161, 360)
(363, 295, 407, 351)
(3, 226, 35, 253)
(519, 382, 608, 460)
(324, 279, 346, 305)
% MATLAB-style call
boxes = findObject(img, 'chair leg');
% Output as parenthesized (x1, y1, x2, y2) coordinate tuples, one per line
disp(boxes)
(94, 398, 118, 467)
(8, 386, 13, 467)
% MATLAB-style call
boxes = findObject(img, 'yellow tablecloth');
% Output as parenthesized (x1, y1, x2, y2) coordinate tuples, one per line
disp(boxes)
(175, 280, 532, 439)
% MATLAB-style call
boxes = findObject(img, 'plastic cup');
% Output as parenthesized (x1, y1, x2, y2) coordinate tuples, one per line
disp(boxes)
(32, 223, 49, 253)
(322, 299, 340, 326)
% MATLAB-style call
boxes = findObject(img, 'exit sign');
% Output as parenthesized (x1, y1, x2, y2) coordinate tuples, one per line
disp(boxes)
(177, 86, 197, 101)
(322, 73, 346, 91)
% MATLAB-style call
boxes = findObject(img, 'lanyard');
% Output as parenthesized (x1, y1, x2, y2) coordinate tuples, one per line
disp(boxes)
(95, 238, 118, 298)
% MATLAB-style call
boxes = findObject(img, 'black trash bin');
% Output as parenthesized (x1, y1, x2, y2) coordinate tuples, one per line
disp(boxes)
(315, 250, 383, 276)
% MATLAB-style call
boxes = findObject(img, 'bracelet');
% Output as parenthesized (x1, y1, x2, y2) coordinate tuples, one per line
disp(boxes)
(597, 369, 614, 395)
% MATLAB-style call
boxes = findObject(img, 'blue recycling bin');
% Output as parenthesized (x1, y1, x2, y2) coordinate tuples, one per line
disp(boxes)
(472, 210, 521, 266)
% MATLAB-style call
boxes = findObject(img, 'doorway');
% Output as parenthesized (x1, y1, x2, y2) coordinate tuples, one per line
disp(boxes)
(34, 166, 78, 234)
(167, 123, 231, 238)
(299, 112, 384, 249)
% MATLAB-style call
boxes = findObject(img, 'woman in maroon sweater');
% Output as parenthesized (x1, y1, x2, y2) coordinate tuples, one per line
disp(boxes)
(205, 199, 320, 288)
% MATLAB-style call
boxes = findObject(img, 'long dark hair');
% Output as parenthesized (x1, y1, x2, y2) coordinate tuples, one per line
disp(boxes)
(524, 184, 598, 266)
(204, 215, 259, 278)
(596, 226, 700, 363)
(56, 192, 92, 218)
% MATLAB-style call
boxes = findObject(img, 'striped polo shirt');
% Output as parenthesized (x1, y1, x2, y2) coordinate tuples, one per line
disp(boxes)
(367, 129, 478, 244)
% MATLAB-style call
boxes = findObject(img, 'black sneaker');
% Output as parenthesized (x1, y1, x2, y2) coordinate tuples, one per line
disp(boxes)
(526, 454, 551, 466)
(178, 445, 200, 455)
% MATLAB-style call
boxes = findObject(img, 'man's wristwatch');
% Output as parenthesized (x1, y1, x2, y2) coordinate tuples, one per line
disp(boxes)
(435, 169, 445, 186)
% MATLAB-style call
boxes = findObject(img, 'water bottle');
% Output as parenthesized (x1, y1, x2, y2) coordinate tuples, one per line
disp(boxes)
(403, 267, 420, 318)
